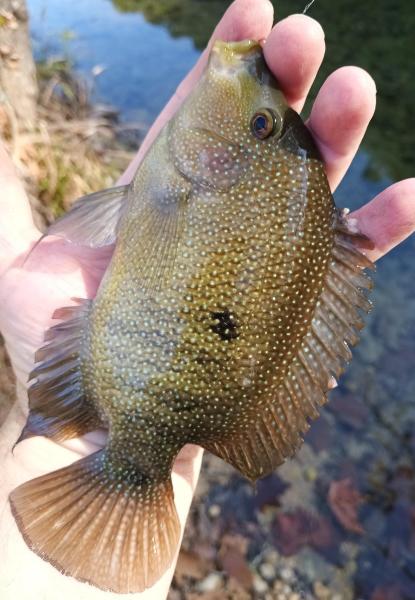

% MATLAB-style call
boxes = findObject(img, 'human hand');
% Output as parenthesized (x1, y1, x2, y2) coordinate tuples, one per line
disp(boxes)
(0, 0, 414, 598)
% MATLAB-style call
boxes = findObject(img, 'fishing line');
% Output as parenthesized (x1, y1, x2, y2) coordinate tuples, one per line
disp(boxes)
(303, 0, 316, 13)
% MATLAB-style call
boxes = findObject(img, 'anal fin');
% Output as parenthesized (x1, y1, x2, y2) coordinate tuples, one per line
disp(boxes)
(17, 298, 103, 445)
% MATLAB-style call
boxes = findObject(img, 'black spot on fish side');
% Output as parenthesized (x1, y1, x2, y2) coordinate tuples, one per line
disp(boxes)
(210, 309, 239, 341)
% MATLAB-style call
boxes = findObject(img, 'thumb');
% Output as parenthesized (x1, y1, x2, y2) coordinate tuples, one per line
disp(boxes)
(0, 142, 40, 277)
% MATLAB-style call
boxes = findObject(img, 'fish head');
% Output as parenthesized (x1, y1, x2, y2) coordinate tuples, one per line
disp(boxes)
(169, 39, 320, 192)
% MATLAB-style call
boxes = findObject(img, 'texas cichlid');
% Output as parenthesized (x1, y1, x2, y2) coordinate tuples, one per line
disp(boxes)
(10, 40, 373, 593)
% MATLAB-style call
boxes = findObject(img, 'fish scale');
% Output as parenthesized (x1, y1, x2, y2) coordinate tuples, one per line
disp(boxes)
(10, 39, 373, 593)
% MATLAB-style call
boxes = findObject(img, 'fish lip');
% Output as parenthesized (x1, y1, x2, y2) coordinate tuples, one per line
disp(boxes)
(210, 39, 262, 67)
(212, 39, 262, 56)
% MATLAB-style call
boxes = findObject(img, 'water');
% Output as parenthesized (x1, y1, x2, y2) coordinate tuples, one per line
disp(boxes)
(25, 1, 415, 598)
(28, 0, 199, 122)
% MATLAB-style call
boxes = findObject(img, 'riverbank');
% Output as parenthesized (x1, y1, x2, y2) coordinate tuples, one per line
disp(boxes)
(2, 56, 136, 226)
(0, 56, 136, 423)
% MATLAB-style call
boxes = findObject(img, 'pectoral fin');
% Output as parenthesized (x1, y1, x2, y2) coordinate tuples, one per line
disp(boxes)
(46, 184, 129, 247)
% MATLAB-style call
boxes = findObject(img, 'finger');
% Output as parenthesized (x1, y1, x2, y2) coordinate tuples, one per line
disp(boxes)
(350, 179, 415, 262)
(307, 66, 377, 191)
(177, 0, 274, 98)
(0, 142, 40, 276)
(120, 0, 274, 183)
(263, 14, 325, 112)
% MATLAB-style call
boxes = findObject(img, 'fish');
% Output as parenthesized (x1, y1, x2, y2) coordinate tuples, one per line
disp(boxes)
(10, 40, 373, 593)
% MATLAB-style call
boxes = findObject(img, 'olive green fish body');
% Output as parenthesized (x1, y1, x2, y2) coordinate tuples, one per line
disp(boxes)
(10, 41, 373, 593)
(85, 47, 335, 458)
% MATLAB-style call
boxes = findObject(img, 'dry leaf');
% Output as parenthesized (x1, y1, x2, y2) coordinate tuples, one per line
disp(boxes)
(328, 478, 364, 534)
(218, 534, 253, 590)
(174, 549, 209, 585)
(371, 584, 403, 600)
(274, 508, 338, 556)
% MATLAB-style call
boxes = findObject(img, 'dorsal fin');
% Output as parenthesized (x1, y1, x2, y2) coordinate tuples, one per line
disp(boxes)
(203, 214, 374, 480)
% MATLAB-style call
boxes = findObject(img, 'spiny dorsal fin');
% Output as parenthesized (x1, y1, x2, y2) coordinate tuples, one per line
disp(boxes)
(16, 298, 103, 445)
(47, 185, 129, 247)
(204, 214, 374, 480)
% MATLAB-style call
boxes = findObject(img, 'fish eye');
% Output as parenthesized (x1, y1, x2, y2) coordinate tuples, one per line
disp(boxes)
(250, 108, 281, 140)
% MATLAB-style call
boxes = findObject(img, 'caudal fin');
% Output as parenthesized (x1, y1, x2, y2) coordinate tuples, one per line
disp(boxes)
(9, 450, 180, 593)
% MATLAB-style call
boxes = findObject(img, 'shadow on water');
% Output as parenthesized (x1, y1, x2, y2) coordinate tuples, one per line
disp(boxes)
(26, 0, 415, 597)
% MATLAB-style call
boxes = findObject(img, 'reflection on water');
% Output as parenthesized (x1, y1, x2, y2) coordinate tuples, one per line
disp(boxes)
(28, 0, 199, 123)
(26, 0, 415, 597)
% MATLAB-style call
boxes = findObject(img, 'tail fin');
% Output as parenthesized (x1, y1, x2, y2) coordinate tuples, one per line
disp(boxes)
(9, 450, 180, 593)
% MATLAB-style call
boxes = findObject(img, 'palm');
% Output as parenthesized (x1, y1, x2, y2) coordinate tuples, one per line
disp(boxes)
(1, 241, 109, 388)
(0, 1, 414, 599)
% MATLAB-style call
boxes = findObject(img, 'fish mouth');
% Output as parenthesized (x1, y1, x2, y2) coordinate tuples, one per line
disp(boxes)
(213, 40, 262, 58)
(210, 39, 263, 70)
